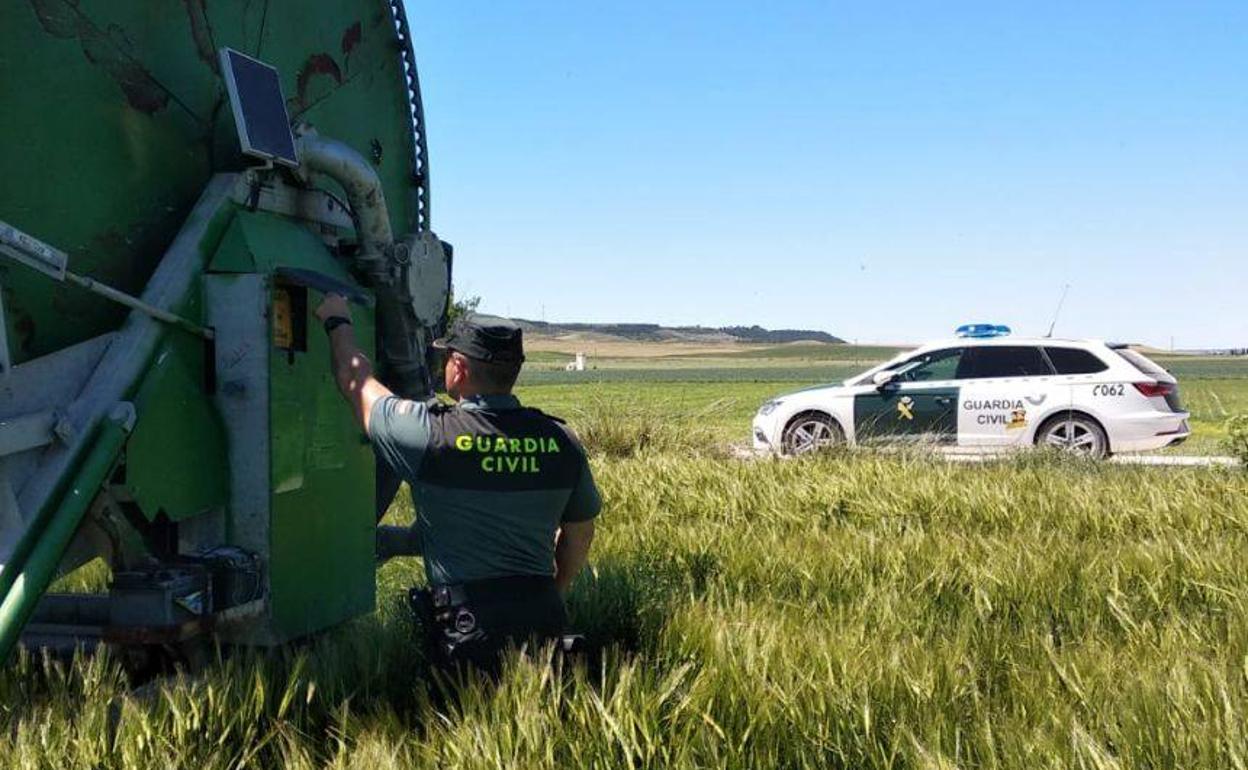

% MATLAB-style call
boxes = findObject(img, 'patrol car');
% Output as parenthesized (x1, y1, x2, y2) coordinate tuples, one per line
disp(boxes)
(752, 325, 1190, 458)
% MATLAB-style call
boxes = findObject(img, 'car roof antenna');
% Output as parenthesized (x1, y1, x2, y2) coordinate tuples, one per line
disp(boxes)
(1045, 283, 1071, 338)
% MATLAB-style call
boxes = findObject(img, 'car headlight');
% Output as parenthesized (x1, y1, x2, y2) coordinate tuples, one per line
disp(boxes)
(758, 399, 783, 416)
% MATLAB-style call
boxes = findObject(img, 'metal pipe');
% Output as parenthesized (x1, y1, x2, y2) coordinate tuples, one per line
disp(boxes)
(64, 272, 214, 340)
(0, 246, 214, 341)
(296, 133, 393, 283)
(0, 404, 133, 661)
(15, 176, 235, 526)
(0, 220, 68, 280)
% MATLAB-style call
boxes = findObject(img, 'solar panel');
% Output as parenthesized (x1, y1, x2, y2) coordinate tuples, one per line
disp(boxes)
(219, 48, 299, 168)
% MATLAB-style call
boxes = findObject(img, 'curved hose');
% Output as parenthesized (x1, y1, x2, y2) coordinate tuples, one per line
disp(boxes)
(296, 134, 393, 284)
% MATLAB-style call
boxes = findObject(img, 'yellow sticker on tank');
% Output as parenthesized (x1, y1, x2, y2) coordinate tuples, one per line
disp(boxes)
(272, 288, 294, 348)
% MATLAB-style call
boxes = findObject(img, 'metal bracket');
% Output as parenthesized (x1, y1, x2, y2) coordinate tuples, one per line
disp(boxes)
(0, 221, 68, 280)
(230, 172, 355, 231)
(0, 410, 57, 456)
(109, 402, 137, 434)
(0, 220, 214, 341)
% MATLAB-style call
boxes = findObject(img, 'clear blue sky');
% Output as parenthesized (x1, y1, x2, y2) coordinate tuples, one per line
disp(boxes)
(405, 2, 1247, 348)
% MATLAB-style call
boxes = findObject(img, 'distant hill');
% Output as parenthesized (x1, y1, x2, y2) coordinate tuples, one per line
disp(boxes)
(514, 320, 844, 345)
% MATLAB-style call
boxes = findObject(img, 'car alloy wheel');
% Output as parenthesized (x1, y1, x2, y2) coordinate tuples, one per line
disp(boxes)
(782, 414, 841, 455)
(1038, 414, 1107, 458)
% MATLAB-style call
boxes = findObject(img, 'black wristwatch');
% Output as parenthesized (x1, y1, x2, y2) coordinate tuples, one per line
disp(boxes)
(323, 316, 353, 334)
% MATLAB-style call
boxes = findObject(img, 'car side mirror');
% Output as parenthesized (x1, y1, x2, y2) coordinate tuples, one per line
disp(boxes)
(872, 370, 897, 389)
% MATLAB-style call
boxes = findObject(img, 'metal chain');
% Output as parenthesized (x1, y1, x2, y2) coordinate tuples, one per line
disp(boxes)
(387, 0, 431, 233)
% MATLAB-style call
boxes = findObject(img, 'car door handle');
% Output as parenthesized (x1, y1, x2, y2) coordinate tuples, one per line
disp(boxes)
(935, 397, 954, 405)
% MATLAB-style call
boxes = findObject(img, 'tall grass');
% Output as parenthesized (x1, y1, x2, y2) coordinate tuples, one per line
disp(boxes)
(563, 395, 734, 458)
(1, 414, 1245, 767)
(1227, 414, 1248, 465)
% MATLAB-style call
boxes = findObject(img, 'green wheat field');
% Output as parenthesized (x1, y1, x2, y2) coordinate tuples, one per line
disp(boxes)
(2, 346, 1245, 768)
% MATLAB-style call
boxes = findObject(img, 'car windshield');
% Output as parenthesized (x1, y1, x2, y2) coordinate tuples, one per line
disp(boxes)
(849, 347, 964, 384)
(896, 348, 963, 382)
(846, 348, 919, 385)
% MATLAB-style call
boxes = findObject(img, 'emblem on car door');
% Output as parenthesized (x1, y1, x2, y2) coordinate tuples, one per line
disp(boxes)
(1007, 408, 1028, 429)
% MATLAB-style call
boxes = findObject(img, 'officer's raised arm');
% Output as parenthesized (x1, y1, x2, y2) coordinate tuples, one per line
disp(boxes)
(320, 308, 602, 678)
(314, 293, 394, 435)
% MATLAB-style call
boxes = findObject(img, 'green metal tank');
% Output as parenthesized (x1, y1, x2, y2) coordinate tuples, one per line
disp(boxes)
(0, 0, 450, 659)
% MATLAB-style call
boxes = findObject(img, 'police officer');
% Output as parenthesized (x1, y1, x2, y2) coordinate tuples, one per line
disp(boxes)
(315, 295, 601, 676)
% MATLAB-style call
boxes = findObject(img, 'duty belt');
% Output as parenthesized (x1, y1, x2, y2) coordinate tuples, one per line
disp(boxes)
(429, 584, 471, 609)
(428, 574, 559, 609)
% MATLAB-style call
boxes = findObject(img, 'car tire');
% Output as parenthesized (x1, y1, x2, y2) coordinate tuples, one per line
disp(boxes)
(781, 412, 844, 456)
(1034, 412, 1110, 459)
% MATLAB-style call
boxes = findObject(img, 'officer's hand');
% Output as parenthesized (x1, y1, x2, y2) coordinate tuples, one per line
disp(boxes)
(315, 293, 352, 323)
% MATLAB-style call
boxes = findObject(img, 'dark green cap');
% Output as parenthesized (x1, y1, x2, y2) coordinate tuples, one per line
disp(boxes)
(433, 313, 525, 364)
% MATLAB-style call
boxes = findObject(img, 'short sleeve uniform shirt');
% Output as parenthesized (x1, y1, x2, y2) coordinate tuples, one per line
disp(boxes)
(369, 393, 601, 586)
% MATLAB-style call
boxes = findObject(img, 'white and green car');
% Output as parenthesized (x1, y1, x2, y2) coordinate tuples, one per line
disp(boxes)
(753, 326, 1190, 458)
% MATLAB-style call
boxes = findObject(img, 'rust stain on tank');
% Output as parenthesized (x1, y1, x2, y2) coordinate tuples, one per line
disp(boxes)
(30, 0, 170, 114)
(291, 53, 343, 112)
(182, 0, 219, 72)
(341, 21, 362, 58)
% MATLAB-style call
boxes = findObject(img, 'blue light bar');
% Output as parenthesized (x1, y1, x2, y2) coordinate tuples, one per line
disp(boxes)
(956, 323, 1011, 338)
